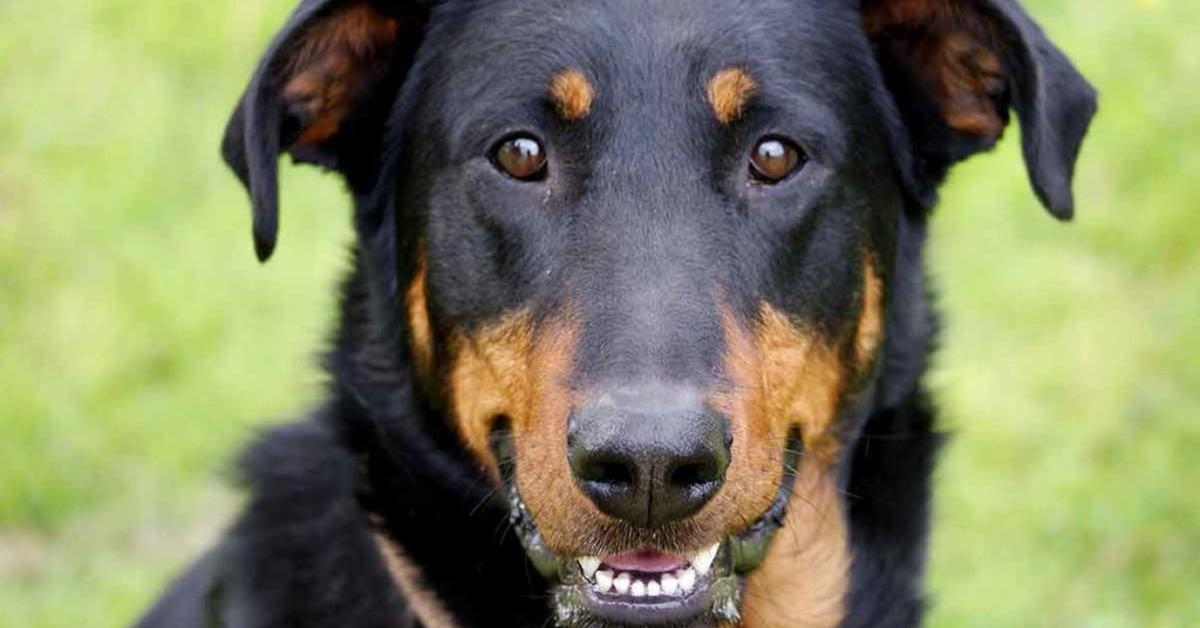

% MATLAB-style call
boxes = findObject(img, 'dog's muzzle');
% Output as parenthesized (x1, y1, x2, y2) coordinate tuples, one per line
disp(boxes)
(494, 428, 802, 626)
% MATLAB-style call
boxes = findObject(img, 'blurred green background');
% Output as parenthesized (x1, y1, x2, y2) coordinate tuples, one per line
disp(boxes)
(1, 0, 1197, 625)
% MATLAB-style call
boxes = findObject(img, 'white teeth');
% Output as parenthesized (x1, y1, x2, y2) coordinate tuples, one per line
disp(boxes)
(691, 543, 719, 576)
(678, 568, 697, 593)
(598, 564, 702, 599)
(578, 557, 601, 580)
(594, 570, 614, 593)
(660, 572, 679, 596)
(613, 572, 631, 595)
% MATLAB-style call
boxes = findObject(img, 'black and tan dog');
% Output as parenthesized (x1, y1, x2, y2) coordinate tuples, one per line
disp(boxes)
(140, 0, 1095, 626)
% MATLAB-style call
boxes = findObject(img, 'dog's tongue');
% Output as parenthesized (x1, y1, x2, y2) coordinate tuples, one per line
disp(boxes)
(604, 549, 688, 573)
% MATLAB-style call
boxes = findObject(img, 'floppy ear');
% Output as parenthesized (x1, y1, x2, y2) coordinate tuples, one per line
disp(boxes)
(222, 0, 431, 261)
(863, 0, 1097, 219)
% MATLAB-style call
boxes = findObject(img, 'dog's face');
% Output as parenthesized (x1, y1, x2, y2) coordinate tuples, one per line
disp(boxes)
(223, 0, 1094, 625)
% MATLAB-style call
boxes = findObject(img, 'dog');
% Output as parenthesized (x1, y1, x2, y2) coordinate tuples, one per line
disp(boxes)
(139, 0, 1096, 626)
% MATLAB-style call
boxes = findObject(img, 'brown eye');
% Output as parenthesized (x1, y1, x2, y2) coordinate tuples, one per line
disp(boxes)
(749, 137, 804, 183)
(493, 135, 547, 180)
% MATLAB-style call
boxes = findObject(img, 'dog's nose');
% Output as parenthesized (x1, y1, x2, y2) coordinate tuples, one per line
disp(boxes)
(568, 385, 731, 527)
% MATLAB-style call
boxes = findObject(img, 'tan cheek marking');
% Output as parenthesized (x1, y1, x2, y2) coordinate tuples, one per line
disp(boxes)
(854, 258, 884, 370)
(511, 322, 600, 549)
(448, 312, 624, 555)
(374, 533, 461, 628)
(710, 307, 790, 533)
(447, 312, 537, 470)
(737, 460, 850, 628)
(755, 304, 845, 463)
(406, 254, 434, 388)
(706, 67, 759, 124)
(707, 302, 844, 548)
(714, 305, 851, 627)
(548, 69, 594, 121)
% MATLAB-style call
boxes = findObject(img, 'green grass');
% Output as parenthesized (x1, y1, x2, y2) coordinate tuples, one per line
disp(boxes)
(1, 0, 1197, 625)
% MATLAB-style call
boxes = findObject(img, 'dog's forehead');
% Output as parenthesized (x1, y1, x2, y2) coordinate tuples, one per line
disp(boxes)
(428, 0, 871, 108)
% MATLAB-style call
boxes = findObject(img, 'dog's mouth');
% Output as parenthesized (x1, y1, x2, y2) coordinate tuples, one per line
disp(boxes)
(493, 428, 801, 626)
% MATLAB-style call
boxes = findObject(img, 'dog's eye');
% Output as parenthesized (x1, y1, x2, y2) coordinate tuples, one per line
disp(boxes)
(492, 135, 548, 181)
(749, 137, 804, 183)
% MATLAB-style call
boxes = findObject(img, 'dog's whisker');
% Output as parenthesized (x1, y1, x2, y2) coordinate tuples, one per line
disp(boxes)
(468, 486, 498, 517)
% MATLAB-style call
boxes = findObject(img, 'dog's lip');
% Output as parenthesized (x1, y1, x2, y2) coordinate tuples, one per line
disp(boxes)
(579, 588, 713, 625)
(495, 429, 802, 624)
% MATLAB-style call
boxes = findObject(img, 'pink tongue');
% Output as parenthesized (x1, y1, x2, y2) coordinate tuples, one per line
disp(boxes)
(604, 549, 688, 573)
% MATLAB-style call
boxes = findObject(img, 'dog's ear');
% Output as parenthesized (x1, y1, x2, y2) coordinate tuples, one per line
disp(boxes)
(222, 0, 431, 261)
(863, 0, 1097, 219)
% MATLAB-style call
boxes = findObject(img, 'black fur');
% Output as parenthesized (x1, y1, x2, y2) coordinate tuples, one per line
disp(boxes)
(140, 0, 1094, 625)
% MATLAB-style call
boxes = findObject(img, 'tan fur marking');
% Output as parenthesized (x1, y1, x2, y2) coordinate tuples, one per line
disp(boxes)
(446, 312, 614, 553)
(708, 307, 793, 541)
(712, 303, 851, 626)
(700, 300, 849, 581)
(374, 533, 460, 628)
(936, 32, 1005, 137)
(737, 461, 850, 627)
(281, 3, 399, 147)
(862, 0, 1007, 140)
(855, 259, 884, 370)
(733, 304, 846, 463)
(407, 253, 435, 388)
(447, 312, 538, 466)
(448, 311, 754, 557)
(548, 69, 594, 121)
(706, 68, 759, 124)
(444, 298, 857, 566)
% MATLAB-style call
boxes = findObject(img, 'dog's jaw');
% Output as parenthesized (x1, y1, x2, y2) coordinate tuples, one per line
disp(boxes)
(496, 429, 802, 626)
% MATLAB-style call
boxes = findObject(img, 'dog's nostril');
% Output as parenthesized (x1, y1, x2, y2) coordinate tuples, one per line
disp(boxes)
(581, 459, 635, 487)
(668, 460, 719, 489)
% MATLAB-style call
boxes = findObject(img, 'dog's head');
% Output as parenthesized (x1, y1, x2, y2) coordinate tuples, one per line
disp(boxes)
(223, 0, 1094, 624)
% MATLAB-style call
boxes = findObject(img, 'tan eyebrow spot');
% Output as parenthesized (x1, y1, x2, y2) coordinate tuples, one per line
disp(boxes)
(706, 67, 759, 124)
(548, 69, 594, 121)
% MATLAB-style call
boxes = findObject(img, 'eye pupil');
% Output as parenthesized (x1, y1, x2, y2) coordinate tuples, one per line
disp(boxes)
(494, 135, 547, 180)
(750, 137, 803, 183)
